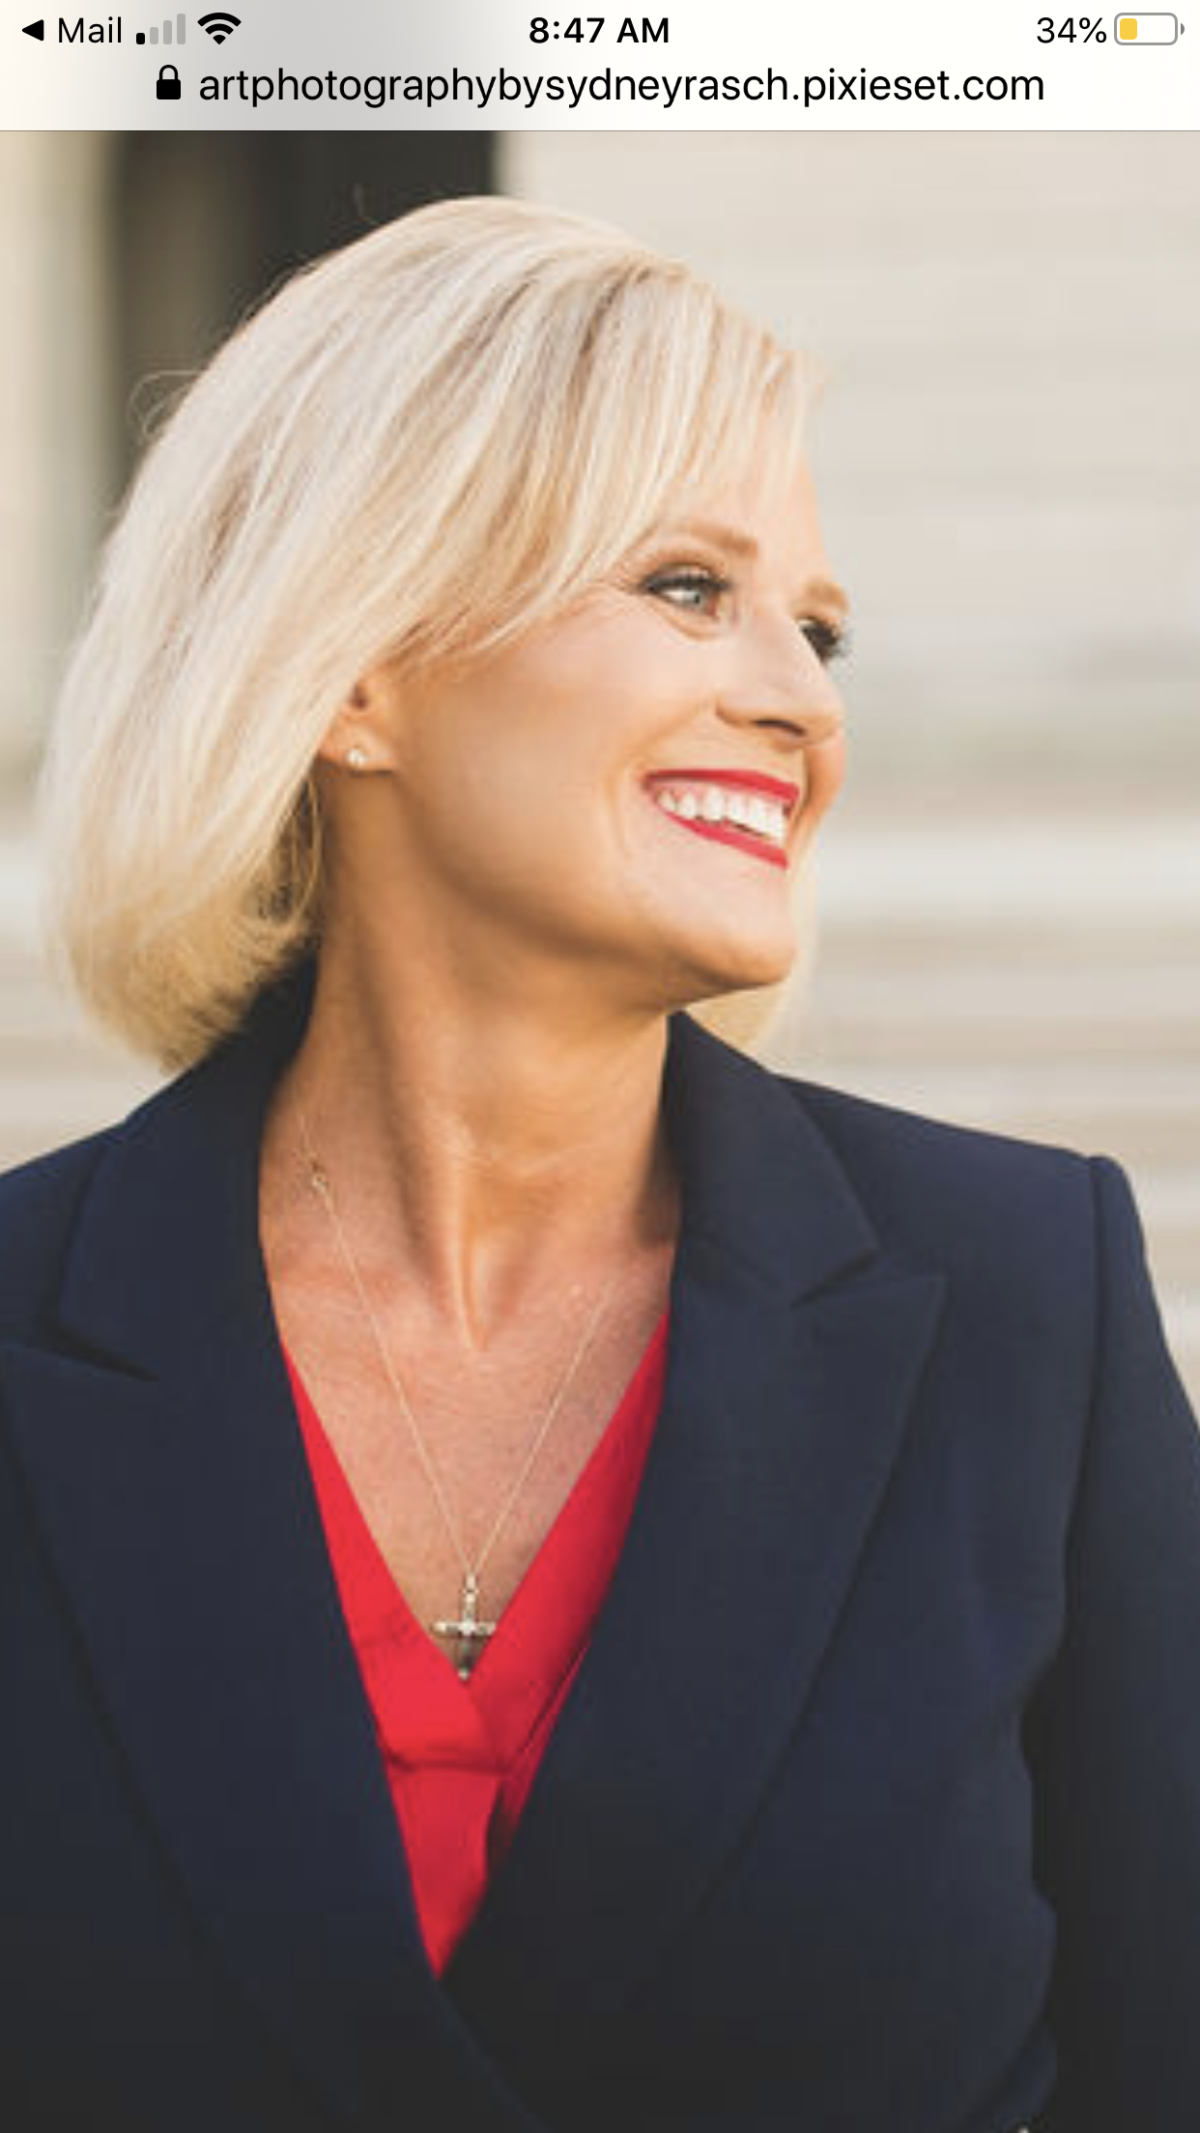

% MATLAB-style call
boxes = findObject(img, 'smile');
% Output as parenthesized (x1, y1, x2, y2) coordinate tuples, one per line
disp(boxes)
(643, 771, 799, 871)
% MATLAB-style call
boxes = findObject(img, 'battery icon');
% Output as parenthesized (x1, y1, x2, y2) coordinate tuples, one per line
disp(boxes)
(1115, 13, 1180, 37)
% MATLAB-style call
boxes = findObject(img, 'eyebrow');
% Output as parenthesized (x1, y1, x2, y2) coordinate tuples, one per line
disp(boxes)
(661, 518, 851, 619)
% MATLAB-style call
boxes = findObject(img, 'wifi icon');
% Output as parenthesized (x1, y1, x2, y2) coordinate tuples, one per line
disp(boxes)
(198, 10, 241, 40)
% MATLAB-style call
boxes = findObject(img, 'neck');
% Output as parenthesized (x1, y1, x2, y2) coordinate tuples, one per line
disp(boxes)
(263, 932, 680, 1343)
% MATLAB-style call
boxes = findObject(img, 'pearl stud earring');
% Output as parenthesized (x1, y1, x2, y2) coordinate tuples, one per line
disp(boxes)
(345, 746, 370, 773)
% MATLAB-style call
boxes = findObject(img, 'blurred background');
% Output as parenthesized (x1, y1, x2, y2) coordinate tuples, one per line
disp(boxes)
(1, 130, 1197, 1400)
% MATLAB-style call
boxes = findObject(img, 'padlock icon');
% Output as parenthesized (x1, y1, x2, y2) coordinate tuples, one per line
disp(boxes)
(156, 63, 182, 100)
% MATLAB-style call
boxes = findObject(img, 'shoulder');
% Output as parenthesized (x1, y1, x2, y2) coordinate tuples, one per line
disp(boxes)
(766, 1073, 1170, 1480)
(769, 1065, 1106, 1301)
(778, 1067, 1094, 1207)
(0, 1125, 123, 1341)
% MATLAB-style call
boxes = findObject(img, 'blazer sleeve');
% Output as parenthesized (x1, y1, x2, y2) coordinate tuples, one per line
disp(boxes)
(1027, 1155, 1200, 2133)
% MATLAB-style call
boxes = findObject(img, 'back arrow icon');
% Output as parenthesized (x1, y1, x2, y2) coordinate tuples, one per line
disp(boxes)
(23, 19, 45, 36)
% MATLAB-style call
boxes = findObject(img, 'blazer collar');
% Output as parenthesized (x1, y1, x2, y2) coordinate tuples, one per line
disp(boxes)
(52, 954, 879, 1374)
(7, 958, 945, 2123)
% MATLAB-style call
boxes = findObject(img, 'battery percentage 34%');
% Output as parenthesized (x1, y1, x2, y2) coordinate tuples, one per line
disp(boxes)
(1036, 14, 1109, 35)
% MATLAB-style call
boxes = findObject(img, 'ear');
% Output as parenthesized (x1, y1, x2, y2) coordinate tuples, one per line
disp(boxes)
(315, 665, 406, 775)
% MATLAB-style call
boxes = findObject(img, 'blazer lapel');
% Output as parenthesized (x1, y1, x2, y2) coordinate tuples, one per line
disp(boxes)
(0, 965, 544, 2133)
(447, 1018, 946, 2089)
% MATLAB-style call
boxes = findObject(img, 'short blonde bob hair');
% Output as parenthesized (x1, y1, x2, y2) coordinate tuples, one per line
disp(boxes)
(39, 193, 821, 1072)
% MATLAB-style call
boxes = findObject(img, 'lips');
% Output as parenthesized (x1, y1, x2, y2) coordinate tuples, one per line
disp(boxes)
(643, 769, 801, 870)
(647, 769, 802, 806)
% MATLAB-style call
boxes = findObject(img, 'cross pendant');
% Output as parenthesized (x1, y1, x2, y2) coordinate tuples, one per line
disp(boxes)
(431, 1571, 497, 1682)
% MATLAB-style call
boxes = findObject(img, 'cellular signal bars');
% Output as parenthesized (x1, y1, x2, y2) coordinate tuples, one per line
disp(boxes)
(141, 14, 187, 41)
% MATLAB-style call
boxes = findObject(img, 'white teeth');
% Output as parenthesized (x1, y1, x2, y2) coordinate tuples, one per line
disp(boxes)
(649, 780, 790, 848)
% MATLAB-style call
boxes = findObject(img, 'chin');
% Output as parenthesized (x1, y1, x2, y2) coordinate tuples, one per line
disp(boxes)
(707, 917, 798, 990)
(659, 928, 797, 1010)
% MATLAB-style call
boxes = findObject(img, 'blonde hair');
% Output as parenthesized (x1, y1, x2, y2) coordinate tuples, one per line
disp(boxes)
(38, 193, 820, 1071)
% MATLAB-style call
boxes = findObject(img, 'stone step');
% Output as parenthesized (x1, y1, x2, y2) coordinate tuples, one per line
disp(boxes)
(808, 957, 1200, 1034)
(816, 804, 1200, 925)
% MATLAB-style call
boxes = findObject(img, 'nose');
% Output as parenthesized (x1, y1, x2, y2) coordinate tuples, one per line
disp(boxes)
(716, 619, 845, 752)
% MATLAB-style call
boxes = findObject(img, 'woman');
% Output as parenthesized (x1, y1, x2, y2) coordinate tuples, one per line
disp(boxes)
(3, 195, 1198, 2133)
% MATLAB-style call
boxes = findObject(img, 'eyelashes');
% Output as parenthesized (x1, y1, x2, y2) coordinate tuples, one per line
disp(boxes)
(640, 567, 850, 666)
(640, 567, 730, 616)
(798, 616, 851, 667)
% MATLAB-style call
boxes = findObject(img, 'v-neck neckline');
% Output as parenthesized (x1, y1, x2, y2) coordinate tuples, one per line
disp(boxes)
(282, 1310, 671, 1770)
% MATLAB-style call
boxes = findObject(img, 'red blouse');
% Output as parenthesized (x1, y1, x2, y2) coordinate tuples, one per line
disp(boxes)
(283, 1313, 669, 1975)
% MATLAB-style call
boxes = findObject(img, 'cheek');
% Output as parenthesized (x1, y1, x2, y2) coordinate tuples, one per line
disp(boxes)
(418, 706, 613, 889)
(802, 732, 847, 824)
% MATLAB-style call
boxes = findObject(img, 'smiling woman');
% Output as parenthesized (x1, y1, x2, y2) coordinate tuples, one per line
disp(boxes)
(39, 194, 828, 1071)
(5, 195, 1200, 2133)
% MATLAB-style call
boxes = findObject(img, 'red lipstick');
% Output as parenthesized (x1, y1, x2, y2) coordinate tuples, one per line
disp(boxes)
(644, 768, 801, 809)
(665, 816, 789, 869)
(643, 769, 798, 871)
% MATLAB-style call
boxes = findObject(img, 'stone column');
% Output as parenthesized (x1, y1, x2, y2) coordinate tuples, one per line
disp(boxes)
(0, 134, 116, 790)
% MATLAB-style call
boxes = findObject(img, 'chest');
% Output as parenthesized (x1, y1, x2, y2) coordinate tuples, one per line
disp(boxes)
(268, 1268, 671, 1650)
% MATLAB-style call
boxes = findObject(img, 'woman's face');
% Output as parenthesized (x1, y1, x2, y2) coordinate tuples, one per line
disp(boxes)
(337, 452, 848, 1013)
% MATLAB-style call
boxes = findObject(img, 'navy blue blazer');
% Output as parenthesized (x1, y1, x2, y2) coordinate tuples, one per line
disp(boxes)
(2, 959, 1199, 2133)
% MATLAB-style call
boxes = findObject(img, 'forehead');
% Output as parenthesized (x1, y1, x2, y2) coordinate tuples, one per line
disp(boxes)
(648, 454, 846, 608)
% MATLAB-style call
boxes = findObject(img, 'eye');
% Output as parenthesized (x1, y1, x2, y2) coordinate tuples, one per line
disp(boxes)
(799, 617, 851, 667)
(641, 567, 732, 619)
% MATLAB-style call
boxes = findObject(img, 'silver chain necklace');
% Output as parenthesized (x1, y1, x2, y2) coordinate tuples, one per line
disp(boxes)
(297, 1106, 623, 1681)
